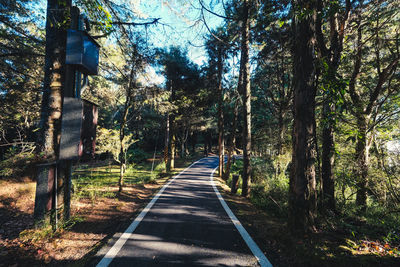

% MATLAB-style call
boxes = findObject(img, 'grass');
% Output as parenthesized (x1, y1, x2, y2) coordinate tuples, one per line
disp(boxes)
(71, 152, 204, 201)
(71, 160, 165, 200)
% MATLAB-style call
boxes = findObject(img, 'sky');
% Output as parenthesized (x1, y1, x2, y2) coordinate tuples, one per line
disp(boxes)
(135, 0, 225, 66)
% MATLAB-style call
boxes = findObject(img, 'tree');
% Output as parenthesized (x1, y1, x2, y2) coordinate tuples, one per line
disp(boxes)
(342, 0, 400, 210)
(315, 0, 351, 212)
(204, 28, 229, 177)
(288, 0, 318, 234)
(238, 0, 252, 197)
(157, 46, 203, 169)
(0, 0, 44, 160)
(252, 17, 293, 157)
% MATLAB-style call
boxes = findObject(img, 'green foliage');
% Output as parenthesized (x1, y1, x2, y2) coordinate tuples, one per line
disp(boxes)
(96, 127, 137, 163)
(127, 148, 151, 163)
(225, 156, 290, 217)
(249, 156, 290, 217)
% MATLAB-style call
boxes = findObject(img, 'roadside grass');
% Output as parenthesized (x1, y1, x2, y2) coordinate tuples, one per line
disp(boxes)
(71, 153, 203, 202)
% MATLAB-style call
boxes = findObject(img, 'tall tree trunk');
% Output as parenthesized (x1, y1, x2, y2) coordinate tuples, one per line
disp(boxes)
(119, 140, 125, 192)
(164, 114, 170, 171)
(191, 132, 196, 153)
(223, 99, 238, 181)
(118, 103, 130, 193)
(277, 109, 285, 155)
(217, 45, 224, 177)
(181, 130, 185, 159)
(289, 0, 318, 234)
(240, 1, 251, 197)
(321, 99, 335, 211)
(169, 80, 176, 170)
(118, 64, 135, 193)
(355, 115, 370, 210)
(34, 0, 72, 223)
(170, 127, 175, 170)
(316, 0, 350, 213)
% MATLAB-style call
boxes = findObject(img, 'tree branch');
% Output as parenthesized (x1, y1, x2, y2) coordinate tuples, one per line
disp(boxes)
(199, 0, 234, 20)
(366, 56, 399, 114)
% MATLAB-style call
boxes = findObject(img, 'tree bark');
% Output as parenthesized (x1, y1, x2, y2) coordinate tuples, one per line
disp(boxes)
(355, 115, 370, 211)
(316, 0, 351, 212)
(277, 109, 285, 155)
(240, 1, 251, 198)
(164, 114, 170, 171)
(321, 99, 335, 211)
(288, 0, 318, 234)
(170, 130, 175, 169)
(223, 98, 238, 181)
(217, 45, 224, 177)
(118, 106, 129, 193)
(118, 66, 135, 193)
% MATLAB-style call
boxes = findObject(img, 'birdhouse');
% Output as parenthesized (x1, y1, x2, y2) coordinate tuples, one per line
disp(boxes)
(66, 30, 100, 75)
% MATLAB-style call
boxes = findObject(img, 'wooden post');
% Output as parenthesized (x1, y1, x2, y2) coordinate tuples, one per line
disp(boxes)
(61, 6, 80, 221)
(34, 0, 72, 225)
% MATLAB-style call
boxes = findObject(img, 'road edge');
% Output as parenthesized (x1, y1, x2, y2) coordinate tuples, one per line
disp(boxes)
(210, 167, 273, 267)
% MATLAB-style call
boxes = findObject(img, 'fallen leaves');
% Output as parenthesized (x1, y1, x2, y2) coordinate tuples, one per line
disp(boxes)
(351, 239, 400, 256)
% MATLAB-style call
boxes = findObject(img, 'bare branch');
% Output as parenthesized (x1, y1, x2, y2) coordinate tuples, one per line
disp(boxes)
(198, 0, 234, 20)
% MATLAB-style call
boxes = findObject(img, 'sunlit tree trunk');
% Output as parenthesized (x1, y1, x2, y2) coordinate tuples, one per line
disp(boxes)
(170, 129, 175, 169)
(164, 114, 170, 171)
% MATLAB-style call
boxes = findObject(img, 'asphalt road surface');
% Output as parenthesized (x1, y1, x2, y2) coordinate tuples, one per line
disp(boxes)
(95, 156, 271, 267)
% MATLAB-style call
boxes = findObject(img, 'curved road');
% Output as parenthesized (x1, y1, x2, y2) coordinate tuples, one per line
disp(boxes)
(95, 156, 271, 267)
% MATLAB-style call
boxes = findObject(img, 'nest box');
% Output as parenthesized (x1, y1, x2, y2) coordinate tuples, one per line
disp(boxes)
(66, 30, 100, 75)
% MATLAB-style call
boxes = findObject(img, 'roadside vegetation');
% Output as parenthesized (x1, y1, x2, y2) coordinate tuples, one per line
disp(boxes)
(224, 155, 400, 266)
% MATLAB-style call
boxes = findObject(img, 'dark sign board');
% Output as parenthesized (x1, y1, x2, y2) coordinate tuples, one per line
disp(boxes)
(59, 98, 83, 160)
(59, 97, 98, 161)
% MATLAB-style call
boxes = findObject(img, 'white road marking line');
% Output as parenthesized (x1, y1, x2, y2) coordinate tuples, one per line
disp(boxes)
(210, 166, 273, 267)
(96, 159, 204, 267)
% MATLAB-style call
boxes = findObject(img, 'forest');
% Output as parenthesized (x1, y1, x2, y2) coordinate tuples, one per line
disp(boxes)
(1, 0, 400, 266)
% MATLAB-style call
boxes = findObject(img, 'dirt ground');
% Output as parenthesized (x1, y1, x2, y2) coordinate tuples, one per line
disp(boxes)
(0, 176, 167, 267)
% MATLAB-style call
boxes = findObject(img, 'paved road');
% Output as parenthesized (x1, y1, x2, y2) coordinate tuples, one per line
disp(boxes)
(95, 156, 269, 267)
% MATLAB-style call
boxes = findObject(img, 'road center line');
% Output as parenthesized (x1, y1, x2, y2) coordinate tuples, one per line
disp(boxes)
(210, 167, 273, 267)
(96, 159, 203, 267)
